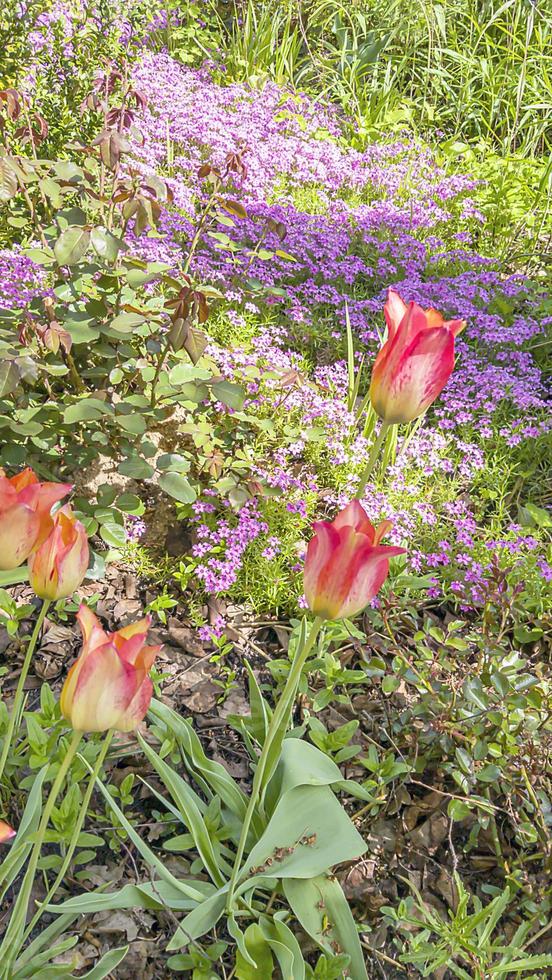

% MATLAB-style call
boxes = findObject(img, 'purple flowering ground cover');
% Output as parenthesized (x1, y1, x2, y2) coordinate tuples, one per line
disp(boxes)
(0, 3, 551, 977)
(113, 51, 550, 620)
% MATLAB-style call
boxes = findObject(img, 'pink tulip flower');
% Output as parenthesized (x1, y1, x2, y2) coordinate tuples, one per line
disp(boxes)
(60, 605, 161, 733)
(28, 505, 89, 600)
(370, 289, 465, 424)
(304, 500, 405, 620)
(0, 468, 72, 570)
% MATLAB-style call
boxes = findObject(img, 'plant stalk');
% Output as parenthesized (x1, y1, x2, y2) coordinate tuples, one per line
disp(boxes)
(225, 615, 323, 911)
(0, 599, 51, 785)
(150, 184, 220, 406)
(0, 729, 82, 974)
(149, 334, 173, 408)
(356, 421, 391, 496)
(24, 730, 115, 940)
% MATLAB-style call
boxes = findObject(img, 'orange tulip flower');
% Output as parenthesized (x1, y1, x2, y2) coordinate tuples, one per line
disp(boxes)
(60, 605, 161, 733)
(0, 468, 71, 570)
(304, 500, 405, 620)
(370, 289, 465, 424)
(28, 505, 89, 600)
(0, 820, 15, 843)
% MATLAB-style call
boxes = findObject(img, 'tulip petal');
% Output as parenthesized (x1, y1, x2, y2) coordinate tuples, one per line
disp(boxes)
(304, 521, 341, 614)
(400, 324, 456, 410)
(310, 525, 367, 619)
(59, 656, 82, 723)
(9, 468, 38, 493)
(63, 609, 160, 734)
(371, 290, 464, 425)
(384, 289, 408, 340)
(29, 520, 64, 596)
(77, 604, 105, 646)
(446, 318, 466, 337)
(0, 471, 74, 571)
(18, 480, 72, 510)
(116, 675, 154, 732)
(55, 512, 89, 594)
(0, 505, 40, 570)
(63, 640, 135, 732)
(371, 322, 455, 424)
(333, 500, 376, 539)
(373, 519, 394, 545)
(29, 506, 89, 600)
(337, 551, 391, 619)
(116, 617, 152, 643)
(76, 607, 108, 671)
(19, 482, 73, 548)
(304, 501, 405, 620)
(116, 630, 151, 666)
(0, 820, 16, 843)
(136, 644, 162, 672)
(425, 307, 445, 328)
(0, 477, 19, 511)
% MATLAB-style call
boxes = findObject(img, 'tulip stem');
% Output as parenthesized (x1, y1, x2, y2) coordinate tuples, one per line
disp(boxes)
(225, 615, 323, 912)
(23, 729, 115, 941)
(356, 421, 391, 497)
(0, 599, 51, 786)
(0, 729, 82, 974)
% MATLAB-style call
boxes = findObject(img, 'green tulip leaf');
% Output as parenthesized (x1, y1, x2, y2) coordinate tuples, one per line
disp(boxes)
(167, 886, 228, 949)
(235, 922, 274, 979)
(47, 880, 208, 916)
(77, 946, 129, 979)
(258, 914, 305, 980)
(148, 700, 250, 824)
(242, 783, 366, 882)
(284, 875, 368, 980)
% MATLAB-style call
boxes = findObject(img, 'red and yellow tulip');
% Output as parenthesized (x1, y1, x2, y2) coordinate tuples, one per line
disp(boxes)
(304, 500, 405, 620)
(0, 468, 71, 570)
(370, 289, 465, 425)
(60, 605, 161, 733)
(28, 505, 89, 600)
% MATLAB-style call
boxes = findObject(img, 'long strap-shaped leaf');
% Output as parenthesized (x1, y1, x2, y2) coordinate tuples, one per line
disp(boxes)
(138, 733, 228, 886)
(284, 874, 369, 980)
(77, 946, 129, 979)
(78, 754, 210, 904)
(227, 913, 258, 970)
(13, 913, 82, 977)
(13, 935, 78, 978)
(149, 700, 256, 828)
(166, 884, 229, 949)
(258, 913, 305, 980)
(0, 765, 47, 898)
(47, 879, 211, 917)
